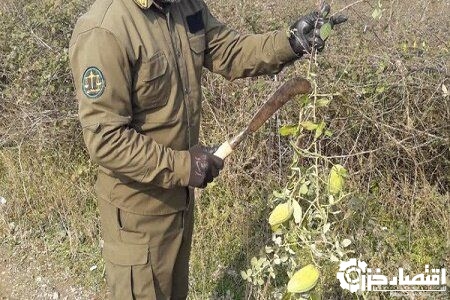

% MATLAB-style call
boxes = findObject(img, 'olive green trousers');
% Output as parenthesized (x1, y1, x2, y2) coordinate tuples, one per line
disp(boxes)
(97, 195, 194, 300)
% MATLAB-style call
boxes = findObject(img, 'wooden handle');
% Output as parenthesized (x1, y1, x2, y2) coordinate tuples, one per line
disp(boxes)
(214, 141, 233, 159)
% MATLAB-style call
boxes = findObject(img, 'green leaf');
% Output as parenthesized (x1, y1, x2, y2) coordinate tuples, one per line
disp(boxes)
(251, 257, 258, 266)
(330, 254, 340, 262)
(316, 98, 331, 107)
(300, 121, 318, 131)
(320, 22, 332, 40)
(299, 183, 309, 195)
(335, 164, 349, 178)
(309, 292, 321, 300)
(273, 190, 287, 199)
(281, 292, 292, 300)
(271, 224, 281, 232)
(341, 239, 352, 248)
(315, 121, 326, 139)
(328, 164, 347, 195)
(240, 270, 248, 280)
(279, 125, 299, 136)
(328, 195, 334, 205)
(376, 85, 386, 94)
(292, 200, 302, 224)
(329, 168, 342, 195)
(372, 7, 383, 20)
(299, 95, 311, 107)
(325, 130, 333, 137)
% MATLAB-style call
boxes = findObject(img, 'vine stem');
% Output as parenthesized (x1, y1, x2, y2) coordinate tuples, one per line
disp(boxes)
(331, 0, 367, 16)
(306, 48, 323, 217)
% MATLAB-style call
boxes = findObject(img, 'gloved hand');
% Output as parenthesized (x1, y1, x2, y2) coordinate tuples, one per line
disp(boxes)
(288, 2, 348, 56)
(188, 144, 224, 188)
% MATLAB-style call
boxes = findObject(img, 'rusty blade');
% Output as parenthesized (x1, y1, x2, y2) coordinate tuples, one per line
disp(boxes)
(227, 77, 312, 149)
(247, 77, 312, 133)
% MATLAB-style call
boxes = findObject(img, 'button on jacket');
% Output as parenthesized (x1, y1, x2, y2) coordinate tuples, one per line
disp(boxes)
(69, 0, 297, 215)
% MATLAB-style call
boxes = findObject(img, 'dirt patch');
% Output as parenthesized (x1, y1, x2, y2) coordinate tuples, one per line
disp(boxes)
(0, 245, 105, 300)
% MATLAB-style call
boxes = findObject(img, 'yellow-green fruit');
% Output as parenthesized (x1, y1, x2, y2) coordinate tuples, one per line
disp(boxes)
(268, 202, 293, 226)
(328, 164, 347, 195)
(287, 264, 320, 294)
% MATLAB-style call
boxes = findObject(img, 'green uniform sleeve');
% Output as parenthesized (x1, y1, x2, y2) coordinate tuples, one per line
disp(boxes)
(202, 2, 298, 80)
(69, 28, 190, 188)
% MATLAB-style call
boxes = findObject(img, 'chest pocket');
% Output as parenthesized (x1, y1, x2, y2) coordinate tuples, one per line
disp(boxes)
(134, 52, 171, 110)
(188, 33, 206, 77)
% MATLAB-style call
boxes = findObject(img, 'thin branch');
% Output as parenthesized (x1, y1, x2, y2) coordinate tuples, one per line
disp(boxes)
(331, 0, 367, 16)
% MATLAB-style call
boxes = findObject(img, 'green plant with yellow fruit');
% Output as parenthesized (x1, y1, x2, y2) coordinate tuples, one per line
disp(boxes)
(241, 54, 354, 299)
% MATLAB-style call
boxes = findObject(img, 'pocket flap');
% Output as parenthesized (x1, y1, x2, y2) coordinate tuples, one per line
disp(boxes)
(189, 34, 206, 54)
(141, 52, 168, 82)
(103, 241, 149, 266)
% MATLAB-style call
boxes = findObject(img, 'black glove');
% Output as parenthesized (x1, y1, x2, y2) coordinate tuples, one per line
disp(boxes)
(188, 144, 224, 188)
(288, 2, 348, 56)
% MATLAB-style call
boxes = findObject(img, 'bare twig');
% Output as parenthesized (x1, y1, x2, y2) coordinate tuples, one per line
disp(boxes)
(331, 0, 367, 16)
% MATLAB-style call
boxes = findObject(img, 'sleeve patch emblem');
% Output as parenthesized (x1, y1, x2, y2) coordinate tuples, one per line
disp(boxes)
(82, 67, 106, 99)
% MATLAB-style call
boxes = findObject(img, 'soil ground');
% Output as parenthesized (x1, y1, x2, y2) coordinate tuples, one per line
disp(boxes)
(0, 245, 105, 300)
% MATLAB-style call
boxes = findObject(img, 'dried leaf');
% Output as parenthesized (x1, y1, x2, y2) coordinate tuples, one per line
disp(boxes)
(442, 84, 448, 97)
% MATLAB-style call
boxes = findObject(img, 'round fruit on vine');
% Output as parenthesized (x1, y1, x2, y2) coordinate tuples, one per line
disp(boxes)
(287, 264, 320, 294)
(268, 202, 293, 227)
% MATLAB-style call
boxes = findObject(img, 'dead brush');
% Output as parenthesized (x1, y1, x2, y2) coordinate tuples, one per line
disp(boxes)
(0, 0, 448, 298)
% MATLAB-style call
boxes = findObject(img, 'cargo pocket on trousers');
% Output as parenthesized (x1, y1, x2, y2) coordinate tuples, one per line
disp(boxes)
(103, 242, 148, 266)
(103, 242, 157, 299)
(134, 51, 171, 110)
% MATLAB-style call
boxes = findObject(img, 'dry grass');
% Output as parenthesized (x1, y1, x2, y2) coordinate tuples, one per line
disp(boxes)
(0, 0, 448, 299)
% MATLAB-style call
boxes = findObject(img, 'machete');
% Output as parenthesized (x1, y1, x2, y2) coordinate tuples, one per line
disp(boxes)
(214, 77, 312, 159)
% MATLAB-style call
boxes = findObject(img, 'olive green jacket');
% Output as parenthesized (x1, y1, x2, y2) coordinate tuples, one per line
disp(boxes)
(69, 0, 297, 215)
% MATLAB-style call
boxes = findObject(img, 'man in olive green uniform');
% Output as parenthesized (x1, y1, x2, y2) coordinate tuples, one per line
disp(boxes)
(69, 0, 346, 298)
